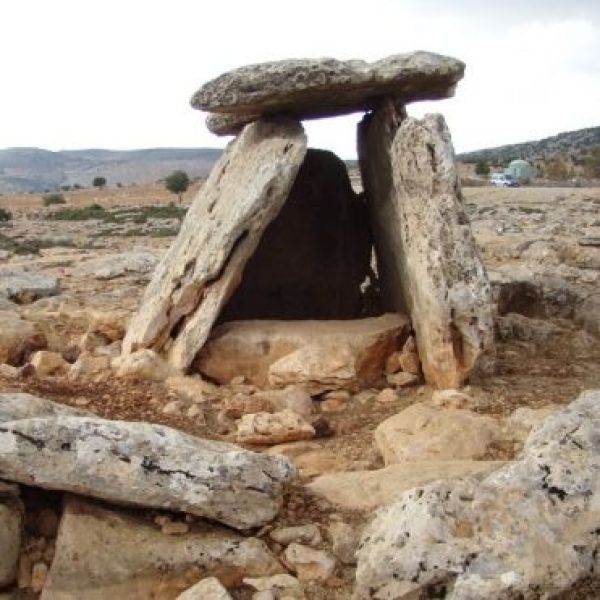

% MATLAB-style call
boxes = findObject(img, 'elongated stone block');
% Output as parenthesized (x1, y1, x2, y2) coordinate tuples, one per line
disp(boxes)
(122, 118, 307, 370)
(0, 416, 296, 530)
(358, 108, 493, 388)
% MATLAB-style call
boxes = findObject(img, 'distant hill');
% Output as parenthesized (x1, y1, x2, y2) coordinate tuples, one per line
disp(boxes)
(458, 126, 600, 165)
(0, 147, 222, 194)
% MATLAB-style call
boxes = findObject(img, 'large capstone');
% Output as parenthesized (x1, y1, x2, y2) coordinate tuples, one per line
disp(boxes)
(191, 52, 464, 135)
(358, 108, 494, 388)
(220, 148, 371, 321)
(0, 415, 296, 530)
(122, 117, 307, 370)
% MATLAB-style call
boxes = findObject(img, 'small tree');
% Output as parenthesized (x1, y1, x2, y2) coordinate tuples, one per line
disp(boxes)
(165, 170, 190, 203)
(475, 160, 490, 176)
(0, 207, 12, 222)
(92, 176, 107, 189)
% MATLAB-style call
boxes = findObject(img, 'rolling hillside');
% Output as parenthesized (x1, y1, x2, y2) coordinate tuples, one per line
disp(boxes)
(0, 147, 222, 194)
(458, 126, 600, 165)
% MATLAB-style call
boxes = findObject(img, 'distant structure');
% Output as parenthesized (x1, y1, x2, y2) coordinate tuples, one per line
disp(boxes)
(506, 159, 535, 182)
(123, 51, 494, 390)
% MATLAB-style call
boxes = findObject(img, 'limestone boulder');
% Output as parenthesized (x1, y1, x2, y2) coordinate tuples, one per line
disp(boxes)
(358, 108, 494, 388)
(282, 544, 336, 582)
(220, 148, 371, 321)
(176, 578, 232, 600)
(354, 389, 600, 599)
(191, 51, 464, 135)
(0, 268, 60, 304)
(0, 415, 296, 530)
(122, 118, 307, 370)
(72, 250, 161, 280)
(0, 311, 46, 365)
(42, 497, 284, 600)
(111, 348, 174, 381)
(374, 403, 503, 465)
(306, 460, 502, 512)
(236, 410, 315, 446)
(0, 392, 88, 423)
(30, 350, 69, 376)
(196, 314, 409, 392)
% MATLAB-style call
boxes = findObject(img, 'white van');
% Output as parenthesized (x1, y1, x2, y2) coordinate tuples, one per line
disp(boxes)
(490, 173, 519, 188)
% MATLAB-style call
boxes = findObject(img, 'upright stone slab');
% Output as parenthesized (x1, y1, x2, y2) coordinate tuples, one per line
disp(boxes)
(220, 148, 371, 321)
(358, 109, 493, 388)
(122, 118, 307, 370)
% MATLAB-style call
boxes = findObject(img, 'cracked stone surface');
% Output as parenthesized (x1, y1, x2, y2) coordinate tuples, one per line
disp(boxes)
(122, 118, 307, 370)
(0, 267, 60, 304)
(190, 51, 464, 136)
(0, 392, 89, 424)
(42, 496, 283, 600)
(354, 389, 600, 599)
(358, 109, 494, 389)
(0, 415, 296, 530)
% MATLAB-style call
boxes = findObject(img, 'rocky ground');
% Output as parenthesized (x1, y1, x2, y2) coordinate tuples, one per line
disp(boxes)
(0, 183, 600, 599)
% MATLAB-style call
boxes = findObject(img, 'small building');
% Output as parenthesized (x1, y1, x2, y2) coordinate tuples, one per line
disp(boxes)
(505, 159, 535, 182)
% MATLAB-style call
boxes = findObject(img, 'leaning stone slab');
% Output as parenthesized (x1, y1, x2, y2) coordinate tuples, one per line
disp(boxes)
(0, 416, 296, 530)
(122, 118, 307, 370)
(358, 109, 494, 388)
(0, 268, 60, 304)
(42, 496, 284, 600)
(0, 392, 89, 423)
(191, 51, 464, 136)
(354, 389, 600, 599)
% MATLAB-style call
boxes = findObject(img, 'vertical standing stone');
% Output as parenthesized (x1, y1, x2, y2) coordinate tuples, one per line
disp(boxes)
(359, 108, 493, 388)
(122, 118, 307, 370)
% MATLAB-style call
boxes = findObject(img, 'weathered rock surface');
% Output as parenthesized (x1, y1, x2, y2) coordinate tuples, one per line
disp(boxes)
(30, 350, 69, 376)
(283, 543, 336, 582)
(576, 292, 600, 337)
(374, 403, 502, 465)
(191, 52, 464, 135)
(111, 348, 174, 380)
(220, 148, 371, 321)
(196, 314, 409, 392)
(123, 118, 307, 370)
(0, 268, 60, 304)
(176, 577, 232, 600)
(0, 392, 88, 423)
(355, 389, 600, 599)
(358, 109, 494, 388)
(0, 415, 296, 529)
(237, 410, 315, 446)
(0, 311, 46, 365)
(42, 496, 284, 600)
(72, 250, 161, 280)
(0, 485, 21, 588)
(306, 460, 502, 512)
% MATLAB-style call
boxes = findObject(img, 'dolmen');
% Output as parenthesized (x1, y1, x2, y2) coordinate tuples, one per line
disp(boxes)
(123, 50, 494, 390)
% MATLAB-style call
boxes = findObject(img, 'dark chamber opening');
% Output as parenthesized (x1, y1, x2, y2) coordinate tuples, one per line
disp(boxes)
(219, 148, 381, 322)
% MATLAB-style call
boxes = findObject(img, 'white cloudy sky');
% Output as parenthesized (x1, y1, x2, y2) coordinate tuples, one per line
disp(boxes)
(1, 0, 599, 157)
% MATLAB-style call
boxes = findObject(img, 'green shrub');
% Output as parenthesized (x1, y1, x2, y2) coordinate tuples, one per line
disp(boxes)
(92, 176, 107, 188)
(0, 208, 12, 222)
(47, 203, 112, 221)
(164, 170, 190, 203)
(42, 193, 66, 206)
(475, 160, 490, 176)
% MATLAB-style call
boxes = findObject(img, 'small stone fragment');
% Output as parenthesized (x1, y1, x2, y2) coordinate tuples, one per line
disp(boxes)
(328, 521, 359, 565)
(386, 371, 418, 387)
(270, 524, 322, 547)
(30, 562, 48, 594)
(30, 350, 69, 376)
(176, 577, 232, 599)
(237, 410, 315, 445)
(283, 543, 336, 582)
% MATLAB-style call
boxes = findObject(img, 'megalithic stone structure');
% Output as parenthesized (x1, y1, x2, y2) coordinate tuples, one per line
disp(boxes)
(122, 50, 494, 389)
(358, 106, 494, 388)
